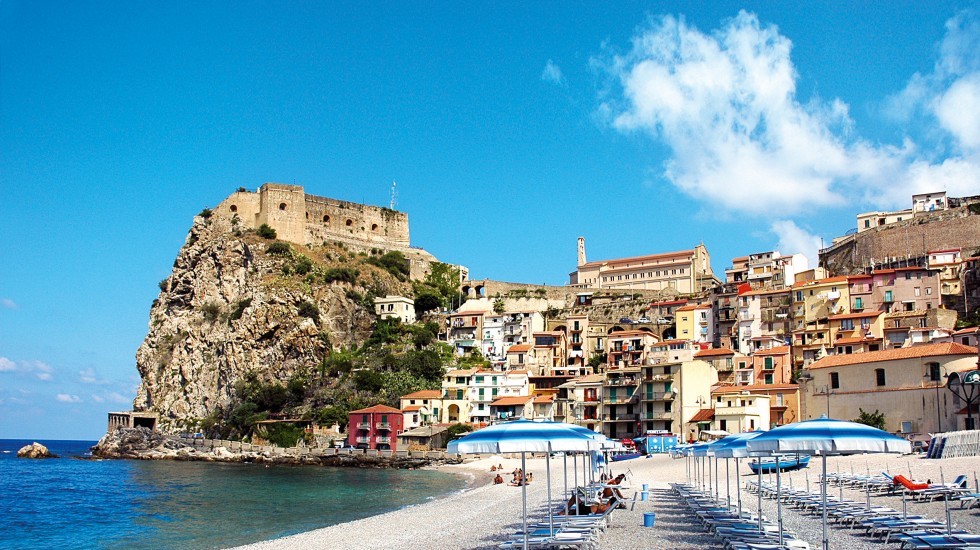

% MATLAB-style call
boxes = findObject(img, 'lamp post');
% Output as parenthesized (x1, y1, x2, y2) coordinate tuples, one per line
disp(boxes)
(925, 365, 946, 433)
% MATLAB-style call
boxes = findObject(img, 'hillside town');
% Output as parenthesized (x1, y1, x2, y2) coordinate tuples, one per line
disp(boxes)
(358, 191, 980, 452)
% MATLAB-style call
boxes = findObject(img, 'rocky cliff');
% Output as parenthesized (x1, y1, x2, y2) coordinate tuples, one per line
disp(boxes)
(133, 212, 412, 433)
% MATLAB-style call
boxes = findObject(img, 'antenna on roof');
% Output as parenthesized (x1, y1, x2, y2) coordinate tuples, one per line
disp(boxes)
(390, 180, 397, 210)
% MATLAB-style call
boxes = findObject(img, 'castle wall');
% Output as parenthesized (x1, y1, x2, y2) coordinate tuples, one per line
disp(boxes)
(257, 184, 308, 244)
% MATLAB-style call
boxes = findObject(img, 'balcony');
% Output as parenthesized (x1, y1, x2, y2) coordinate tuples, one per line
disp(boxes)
(604, 378, 639, 387)
(643, 412, 673, 420)
(375, 422, 392, 430)
(648, 374, 674, 382)
(602, 414, 638, 422)
(355, 436, 372, 444)
(376, 436, 391, 444)
(356, 422, 371, 430)
(643, 391, 675, 401)
(604, 395, 636, 405)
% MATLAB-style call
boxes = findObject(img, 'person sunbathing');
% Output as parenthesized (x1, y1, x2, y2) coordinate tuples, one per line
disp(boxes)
(559, 496, 613, 515)
(602, 474, 627, 506)
(491, 465, 497, 472)
(525, 472, 533, 483)
(493, 473, 504, 484)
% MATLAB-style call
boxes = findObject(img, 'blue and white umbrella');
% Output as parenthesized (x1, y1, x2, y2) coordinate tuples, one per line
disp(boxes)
(448, 419, 601, 549)
(747, 417, 911, 550)
(709, 431, 764, 515)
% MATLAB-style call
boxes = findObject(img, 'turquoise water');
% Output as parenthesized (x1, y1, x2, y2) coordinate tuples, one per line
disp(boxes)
(0, 439, 466, 549)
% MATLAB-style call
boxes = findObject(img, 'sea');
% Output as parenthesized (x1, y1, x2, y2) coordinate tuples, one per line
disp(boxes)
(0, 439, 468, 549)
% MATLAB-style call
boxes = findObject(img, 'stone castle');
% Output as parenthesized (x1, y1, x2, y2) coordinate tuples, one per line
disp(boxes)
(215, 183, 439, 278)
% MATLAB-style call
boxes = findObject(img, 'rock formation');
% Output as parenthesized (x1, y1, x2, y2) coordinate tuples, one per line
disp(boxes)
(133, 211, 412, 433)
(17, 442, 55, 458)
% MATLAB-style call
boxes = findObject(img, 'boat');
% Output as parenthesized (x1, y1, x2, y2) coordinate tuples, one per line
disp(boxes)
(748, 455, 811, 473)
(611, 452, 644, 462)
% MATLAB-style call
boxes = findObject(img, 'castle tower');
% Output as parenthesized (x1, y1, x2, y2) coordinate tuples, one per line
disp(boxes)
(577, 237, 587, 267)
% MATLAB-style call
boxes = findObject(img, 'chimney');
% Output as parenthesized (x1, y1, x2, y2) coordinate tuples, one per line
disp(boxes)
(577, 237, 586, 267)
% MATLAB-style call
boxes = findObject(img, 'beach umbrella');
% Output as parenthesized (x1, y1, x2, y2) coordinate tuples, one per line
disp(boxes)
(713, 431, 764, 516)
(447, 419, 601, 549)
(747, 416, 911, 550)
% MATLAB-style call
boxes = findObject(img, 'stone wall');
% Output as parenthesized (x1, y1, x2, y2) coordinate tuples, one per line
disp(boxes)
(821, 206, 980, 275)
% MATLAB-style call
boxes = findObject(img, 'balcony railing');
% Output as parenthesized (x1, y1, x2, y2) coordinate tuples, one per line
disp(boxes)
(647, 374, 674, 382)
(604, 395, 636, 405)
(643, 412, 673, 420)
(376, 436, 392, 444)
(355, 436, 371, 444)
(604, 378, 639, 386)
(643, 392, 675, 401)
(356, 422, 371, 430)
(375, 422, 392, 430)
(602, 414, 638, 422)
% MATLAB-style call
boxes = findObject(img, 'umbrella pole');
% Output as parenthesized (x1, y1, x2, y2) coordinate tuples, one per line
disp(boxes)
(522, 451, 528, 550)
(726, 458, 731, 511)
(547, 448, 554, 536)
(736, 457, 743, 517)
(822, 454, 828, 550)
(563, 453, 569, 517)
(757, 459, 763, 533)
(941, 465, 951, 535)
(776, 459, 783, 547)
(715, 455, 720, 502)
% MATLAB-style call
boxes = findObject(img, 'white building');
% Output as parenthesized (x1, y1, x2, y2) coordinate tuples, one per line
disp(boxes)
(374, 295, 416, 324)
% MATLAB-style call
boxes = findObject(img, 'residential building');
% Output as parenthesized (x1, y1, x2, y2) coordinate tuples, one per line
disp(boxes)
(928, 248, 964, 296)
(710, 391, 770, 433)
(827, 311, 884, 355)
(638, 361, 678, 434)
(505, 344, 532, 370)
(348, 404, 403, 451)
(738, 288, 792, 353)
(674, 360, 722, 442)
(449, 310, 485, 355)
(712, 284, 740, 350)
(800, 342, 979, 433)
(603, 357, 642, 439)
(441, 368, 475, 423)
(750, 346, 793, 385)
(568, 374, 604, 432)
(374, 295, 416, 324)
(676, 303, 713, 344)
(725, 256, 751, 284)
(953, 327, 980, 347)
(530, 331, 568, 375)
(792, 276, 851, 367)
(399, 389, 443, 429)
(857, 209, 913, 233)
(713, 383, 800, 427)
(439, 368, 530, 424)
(647, 339, 699, 364)
(694, 347, 741, 385)
(481, 313, 506, 366)
(569, 243, 716, 294)
(503, 311, 544, 347)
(882, 308, 958, 348)
(489, 395, 535, 421)
(607, 330, 659, 369)
(913, 191, 948, 214)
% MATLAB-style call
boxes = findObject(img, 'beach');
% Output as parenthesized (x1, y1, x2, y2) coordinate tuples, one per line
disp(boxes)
(233, 451, 980, 549)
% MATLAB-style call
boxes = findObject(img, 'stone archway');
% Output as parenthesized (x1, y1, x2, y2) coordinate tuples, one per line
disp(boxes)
(448, 404, 460, 423)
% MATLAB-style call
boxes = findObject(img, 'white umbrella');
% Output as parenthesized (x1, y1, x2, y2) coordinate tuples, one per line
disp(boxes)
(447, 419, 601, 549)
(747, 416, 912, 550)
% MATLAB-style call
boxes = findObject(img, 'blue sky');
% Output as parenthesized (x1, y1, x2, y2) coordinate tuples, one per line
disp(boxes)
(2, 2, 978, 439)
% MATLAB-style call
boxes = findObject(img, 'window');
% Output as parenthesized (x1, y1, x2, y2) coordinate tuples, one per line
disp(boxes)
(475, 376, 484, 383)
(830, 372, 840, 389)
(796, 291, 803, 302)
(840, 319, 854, 330)
(914, 287, 921, 297)
(885, 290, 893, 302)
(764, 373, 773, 384)
(928, 362, 941, 382)
(875, 368, 886, 386)
(764, 357, 774, 369)
(926, 287, 932, 295)
(854, 297, 863, 309)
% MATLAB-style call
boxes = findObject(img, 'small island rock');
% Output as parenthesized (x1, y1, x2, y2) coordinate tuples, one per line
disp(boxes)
(17, 442, 55, 458)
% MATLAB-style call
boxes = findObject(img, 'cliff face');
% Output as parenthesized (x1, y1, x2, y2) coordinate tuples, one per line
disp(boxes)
(133, 214, 409, 433)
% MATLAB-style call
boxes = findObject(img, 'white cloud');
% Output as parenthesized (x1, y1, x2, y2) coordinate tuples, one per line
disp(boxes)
(106, 392, 131, 404)
(56, 394, 81, 403)
(90, 394, 105, 403)
(0, 357, 55, 380)
(1, 298, 16, 309)
(771, 220, 824, 267)
(597, 11, 980, 215)
(0, 357, 15, 372)
(78, 367, 109, 385)
(36, 372, 53, 381)
(541, 59, 564, 85)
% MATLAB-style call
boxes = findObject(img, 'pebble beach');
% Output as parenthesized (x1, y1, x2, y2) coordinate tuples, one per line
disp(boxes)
(235, 452, 980, 549)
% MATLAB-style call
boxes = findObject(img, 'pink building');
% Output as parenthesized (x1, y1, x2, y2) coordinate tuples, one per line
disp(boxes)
(348, 404, 403, 451)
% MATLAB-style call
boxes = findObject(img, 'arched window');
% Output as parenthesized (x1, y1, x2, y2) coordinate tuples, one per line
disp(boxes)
(371, 223, 379, 232)
(279, 203, 287, 211)
(230, 205, 238, 213)
(323, 215, 330, 224)
(345, 219, 353, 227)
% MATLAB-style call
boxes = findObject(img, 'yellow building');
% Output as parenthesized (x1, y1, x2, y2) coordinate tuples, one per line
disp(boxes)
(676, 303, 713, 343)
(792, 276, 851, 367)
(570, 243, 715, 294)
(801, 342, 979, 434)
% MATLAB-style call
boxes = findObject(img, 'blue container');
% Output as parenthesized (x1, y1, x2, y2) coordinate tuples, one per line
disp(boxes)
(643, 512, 656, 527)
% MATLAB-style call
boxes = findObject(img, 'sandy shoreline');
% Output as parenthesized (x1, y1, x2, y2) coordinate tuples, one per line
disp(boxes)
(232, 452, 980, 549)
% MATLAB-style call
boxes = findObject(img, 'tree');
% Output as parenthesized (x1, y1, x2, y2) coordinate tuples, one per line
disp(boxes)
(446, 423, 474, 442)
(257, 224, 277, 239)
(493, 299, 505, 314)
(853, 408, 886, 430)
(414, 291, 443, 314)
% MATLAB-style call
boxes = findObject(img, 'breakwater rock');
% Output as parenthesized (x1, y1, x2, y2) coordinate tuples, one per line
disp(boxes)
(91, 428, 455, 469)
(17, 442, 56, 458)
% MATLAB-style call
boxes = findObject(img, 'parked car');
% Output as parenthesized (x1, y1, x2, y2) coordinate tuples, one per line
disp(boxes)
(656, 318, 670, 324)
(619, 317, 635, 324)
(637, 317, 650, 323)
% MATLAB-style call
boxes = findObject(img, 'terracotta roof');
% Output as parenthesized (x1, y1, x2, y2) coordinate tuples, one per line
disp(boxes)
(676, 303, 709, 312)
(695, 347, 736, 358)
(401, 405, 423, 412)
(833, 337, 881, 345)
(953, 327, 980, 336)
(490, 395, 534, 406)
(507, 344, 531, 353)
(806, 342, 978, 370)
(609, 330, 657, 338)
(792, 276, 849, 289)
(755, 346, 790, 356)
(690, 409, 715, 422)
(533, 395, 554, 404)
(401, 390, 442, 399)
(652, 339, 690, 347)
(446, 369, 475, 377)
(742, 288, 791, 297)
(829, 311, 884, 320)
(578, 248, 695, 269)
(350, 404, 402, 414)
(507, 369, 531, 375)
(712, 383, 798, 394)
(573, 374, 606, 384)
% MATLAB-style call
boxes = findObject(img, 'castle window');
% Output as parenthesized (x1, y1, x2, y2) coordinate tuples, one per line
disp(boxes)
(346, 219, 353, 227)
(230, 205, 238, 212)
(279, 203, 287, 211)
(371, 223, 379, 232)
(323, 215, 330, 224)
